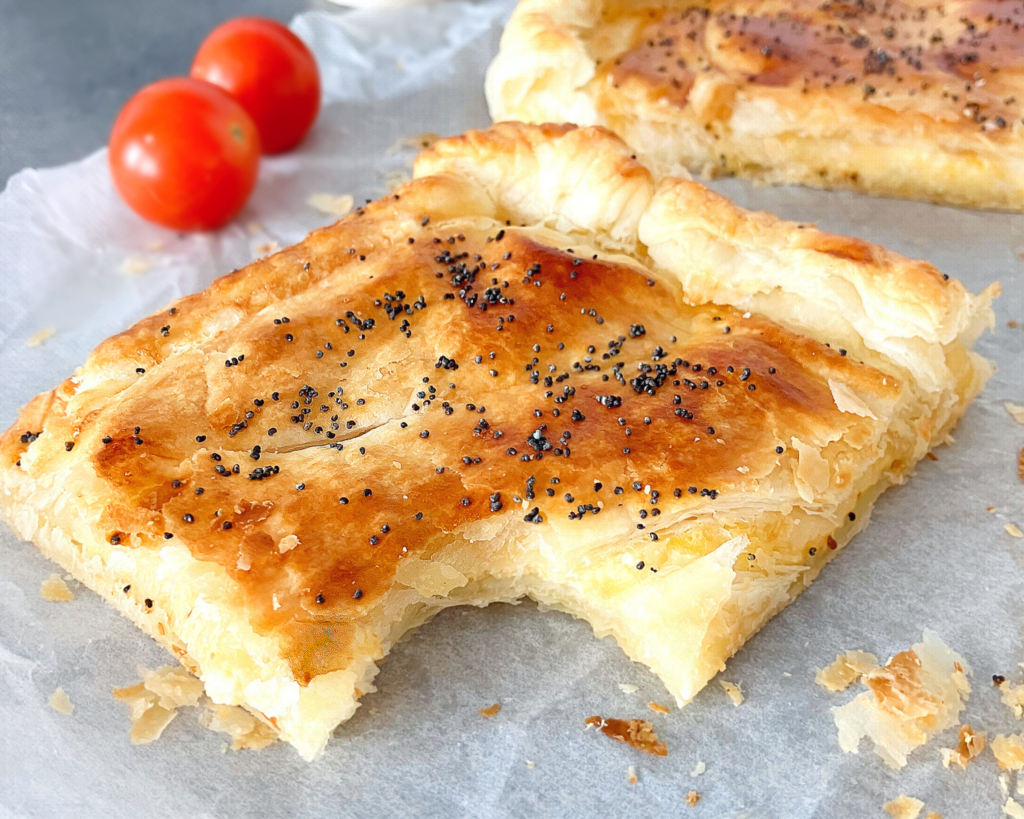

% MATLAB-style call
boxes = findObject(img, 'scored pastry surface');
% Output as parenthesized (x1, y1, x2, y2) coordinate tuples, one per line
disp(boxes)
(486, 0, 1024, 210)
(0, 123, 995, 759)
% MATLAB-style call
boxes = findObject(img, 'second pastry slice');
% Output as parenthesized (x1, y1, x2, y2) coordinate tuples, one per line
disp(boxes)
(487, 0, 1024, 209)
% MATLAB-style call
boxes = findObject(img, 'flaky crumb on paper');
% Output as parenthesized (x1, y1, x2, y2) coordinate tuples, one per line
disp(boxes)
(139, 664, 205, 709)
(1000, 680, 1024, 719)
(40, 573, 74, 602)
(119, 256, 152, 276)
(584, 716, 667, 756)
(1005, 798, 1024, 819)
(627, 765, 638, 785)
(940, 724, 986, 768)
(49, 687, 74, 715)
(478, 703, 501, 719)
(386, 132, 440, 155)
(1006, 524, 1024, 539)
(993, 734, 1024, 770)
(686, 790, 700, 807)
(816, 650, 880, 692)
(691, 761, 706, 777)
(25, 327, 55, 348)
(883, 795, 924, 819)
(254, 240, 279, 257)
(113, 665, 203, 744)
(307, 193, 355, 217)
(199, 702, 278, 751)
(1006, 403, 1024, 426)
(648, 702, 670, 714)
(113, 664, 276, 750)
(832, 630, 970, 769)
(720, 679, 744, 706)
(384, 170, 412, 191)
(617, 683, 639, 695)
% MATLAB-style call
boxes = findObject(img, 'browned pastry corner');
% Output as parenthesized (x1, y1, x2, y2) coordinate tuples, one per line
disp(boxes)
(0, 123, 995, 759)
(487, 0, 1024, 209)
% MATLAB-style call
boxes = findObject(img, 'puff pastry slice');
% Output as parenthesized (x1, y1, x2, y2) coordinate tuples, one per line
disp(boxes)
(486, 0, 1024, 210)
(0, 123, 995, 759)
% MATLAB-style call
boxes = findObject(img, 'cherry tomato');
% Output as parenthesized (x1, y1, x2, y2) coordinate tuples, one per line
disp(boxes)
(109, 78, 261, 231)
(191, 18, 321, 155)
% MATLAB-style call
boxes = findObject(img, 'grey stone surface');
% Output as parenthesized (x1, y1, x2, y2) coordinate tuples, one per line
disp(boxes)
(0, 0, 314, 185)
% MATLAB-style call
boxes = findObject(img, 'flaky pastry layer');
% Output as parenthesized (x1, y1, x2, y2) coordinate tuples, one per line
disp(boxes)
(0, 123, 994, 759)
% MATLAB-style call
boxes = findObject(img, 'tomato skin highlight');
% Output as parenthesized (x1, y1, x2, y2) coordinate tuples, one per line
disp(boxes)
(191, 17, 321, 154)
(109, 78, 261, 231)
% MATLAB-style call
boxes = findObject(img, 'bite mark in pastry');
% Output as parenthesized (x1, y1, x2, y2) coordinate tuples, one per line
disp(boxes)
(0, 123, 994, 759)
(486, 0, 1024, 210)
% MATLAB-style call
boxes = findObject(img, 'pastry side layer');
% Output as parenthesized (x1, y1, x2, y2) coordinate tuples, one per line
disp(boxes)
(486, 0, 1024, 210)
(0, 124, 994, 759)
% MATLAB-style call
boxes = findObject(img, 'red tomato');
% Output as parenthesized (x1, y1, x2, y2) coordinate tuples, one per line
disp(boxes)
(109, 78, 261, 231)
(191, 18, 321, 155)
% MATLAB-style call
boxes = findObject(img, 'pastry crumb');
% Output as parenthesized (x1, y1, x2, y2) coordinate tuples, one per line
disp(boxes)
(993, 734, 1024, 770)
(478, 703, 501, 719)
(883, 795, 924, 819)
(648, 702, 670, 714)
(307, 193, 354, 217)
(691, 760, 706, 777)
(925, 813, 942, 819)
(584, 716, 667, 756)
(118, 256, 152, 276)
(113, 664, 274, 749)
(815, 650, 880, 692)
(49, 687, 74, 715)
(199, 702, 278, 751)
(525, 760, 535, 769)
(1006, 403, 1024, 426)
(618, 683, 639, 695)
(384, 170, 411, 191)
(1006, 524, 1023, 539)
(246, 221, 264, 235)
(833, 630, 970, 769)
(627, 765, 638, 785)
(40, 573, 74, 602)
(686, 790, 700, 807)
(277, 534, 300, 554)
(1005, 798, 1024, 819)
(939, 724, 986, 768)
(387, 132, 440, 155)
(25, 327, 56, 348)
(1001, 680, 1024, 718)
(254, 241, 279, 257)
(719, 679, 743, 706)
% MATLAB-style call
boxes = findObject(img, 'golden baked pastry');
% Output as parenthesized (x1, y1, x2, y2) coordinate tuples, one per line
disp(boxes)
(0, 123, 995, 759)
(486, 0, 1024, 210)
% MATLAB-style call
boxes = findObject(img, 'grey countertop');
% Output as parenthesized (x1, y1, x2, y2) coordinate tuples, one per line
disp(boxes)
(0, 0, 317, 186)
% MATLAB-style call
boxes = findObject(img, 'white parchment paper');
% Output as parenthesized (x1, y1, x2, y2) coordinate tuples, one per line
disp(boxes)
(1, 3, 1023, 817)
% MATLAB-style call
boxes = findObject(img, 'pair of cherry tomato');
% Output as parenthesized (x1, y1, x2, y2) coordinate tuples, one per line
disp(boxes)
(109, 18, 320, 231)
